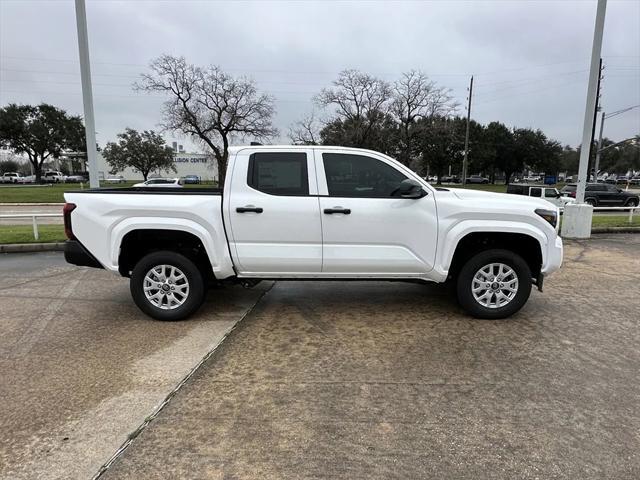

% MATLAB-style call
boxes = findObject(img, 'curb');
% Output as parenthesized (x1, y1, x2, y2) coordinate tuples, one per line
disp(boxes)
(591, 227, 640, 234)
(0, 242, 66, 253)
(0, 203, 64, 206)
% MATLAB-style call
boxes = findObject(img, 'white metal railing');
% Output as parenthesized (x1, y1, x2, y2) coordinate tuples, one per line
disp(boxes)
(592, 206, 640, 224)
(0, 206, 637, 242)
(0, 213, 63, 241)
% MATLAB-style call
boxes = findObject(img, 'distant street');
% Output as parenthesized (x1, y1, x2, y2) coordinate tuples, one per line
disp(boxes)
(0, 204, 63, 225)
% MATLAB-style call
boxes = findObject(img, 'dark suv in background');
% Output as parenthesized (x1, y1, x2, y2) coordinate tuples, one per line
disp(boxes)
(560, 183, 639, 207)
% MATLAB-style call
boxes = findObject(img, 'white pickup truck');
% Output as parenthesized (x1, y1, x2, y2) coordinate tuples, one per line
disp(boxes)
(1, 172, 26, 184)
(63, 146, 563, 321)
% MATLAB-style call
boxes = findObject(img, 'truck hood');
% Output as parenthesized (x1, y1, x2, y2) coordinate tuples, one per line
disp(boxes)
(445, 187, 557, 210)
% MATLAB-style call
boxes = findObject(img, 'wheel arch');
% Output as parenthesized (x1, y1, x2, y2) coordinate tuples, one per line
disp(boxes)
(442, 225, 546, 281)
(115, 225, 215, 282)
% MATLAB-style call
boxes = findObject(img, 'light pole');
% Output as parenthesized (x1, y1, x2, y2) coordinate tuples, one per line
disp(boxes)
(594, 105, 640, 175)
(74, 0, 99, 188)
(562, 0, 607, 239)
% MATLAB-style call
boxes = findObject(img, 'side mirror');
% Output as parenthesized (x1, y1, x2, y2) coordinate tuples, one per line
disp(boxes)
(397, 179, 427, 199)
(556, 192, 562, 198)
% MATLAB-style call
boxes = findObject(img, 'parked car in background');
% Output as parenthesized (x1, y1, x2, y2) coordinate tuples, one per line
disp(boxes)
(183, 175, 201, 184)
(1, 172, 26, 184)
(507, 184, 575, 209)
(42, 171, 66, 183)
(441, 175, 461, 183)
(560, 183, 639, 207)
(466, 175, 489, 184)
(105, 175, 126, 184)
(132, 178, 184, 188)
(631, 175, 640, 186)
(524, 175, 542, 183)
(66, 174, 87, 183)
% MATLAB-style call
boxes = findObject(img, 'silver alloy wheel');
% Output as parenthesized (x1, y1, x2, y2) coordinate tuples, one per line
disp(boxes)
(471, 262, 519, 309)
(143, 264, 190, 310)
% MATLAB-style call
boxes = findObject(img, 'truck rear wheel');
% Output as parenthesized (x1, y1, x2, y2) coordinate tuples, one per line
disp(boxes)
(130, 251, 205, 321)
(456, 249, 532, 319)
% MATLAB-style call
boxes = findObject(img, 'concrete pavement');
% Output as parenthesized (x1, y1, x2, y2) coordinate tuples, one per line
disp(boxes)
(0, 252, 271, 480)
(99, 235, 640, 480)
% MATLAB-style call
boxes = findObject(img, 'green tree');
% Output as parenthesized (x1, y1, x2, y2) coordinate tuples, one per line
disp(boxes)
(319, 111, 399, 155)
(417, 116, 465, 184)
(559, 145, 579, 175)
(0, 159, 21, 173)
(0, 103, 85, 182)
(103, 128, 176, 180)
(598, 137, 640, 174)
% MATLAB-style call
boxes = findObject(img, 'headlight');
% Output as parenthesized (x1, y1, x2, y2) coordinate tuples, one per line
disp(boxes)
(535, 208, 557, 228)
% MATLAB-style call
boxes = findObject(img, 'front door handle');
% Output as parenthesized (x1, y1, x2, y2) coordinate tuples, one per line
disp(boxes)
(324, 207, 351, 215)
(236, 206, 263, 213)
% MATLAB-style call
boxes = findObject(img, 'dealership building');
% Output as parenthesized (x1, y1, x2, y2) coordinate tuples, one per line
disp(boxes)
(95, 147, 219, 182)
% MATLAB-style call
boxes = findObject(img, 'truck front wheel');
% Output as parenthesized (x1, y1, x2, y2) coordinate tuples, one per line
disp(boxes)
(130, 251, 205, 321)
(456, 249, 532, 319)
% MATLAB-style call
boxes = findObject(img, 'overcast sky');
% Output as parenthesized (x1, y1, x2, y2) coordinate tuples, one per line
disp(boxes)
(1, 0, 639, 153)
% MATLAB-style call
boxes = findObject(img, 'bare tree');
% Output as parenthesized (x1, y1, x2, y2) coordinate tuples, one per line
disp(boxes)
(392, 70, 458, 165)
(136, 55, 278, 186)
(314, 69, 392, 147)
(288, 111, 321, 145)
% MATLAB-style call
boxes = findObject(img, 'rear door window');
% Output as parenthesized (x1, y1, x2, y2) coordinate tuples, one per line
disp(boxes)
(247, 152, 308, 196)
(530, 187, 542, 198)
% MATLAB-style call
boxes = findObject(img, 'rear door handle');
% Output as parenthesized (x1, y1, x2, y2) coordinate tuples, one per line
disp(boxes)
(323, 207, 351, 215)
(236, 206, 263, 213)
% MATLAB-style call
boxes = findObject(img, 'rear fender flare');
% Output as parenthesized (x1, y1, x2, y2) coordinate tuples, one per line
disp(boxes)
(110, 217, 218, 272)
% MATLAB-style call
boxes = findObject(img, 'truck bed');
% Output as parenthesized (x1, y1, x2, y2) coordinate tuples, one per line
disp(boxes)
(68, 187, 223, 195)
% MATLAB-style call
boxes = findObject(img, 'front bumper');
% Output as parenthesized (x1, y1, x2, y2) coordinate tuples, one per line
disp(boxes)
(64, 240, 103, 269)
(541, 235, 563, 276)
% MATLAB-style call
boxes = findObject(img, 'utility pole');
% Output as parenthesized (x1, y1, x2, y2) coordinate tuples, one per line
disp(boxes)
(595, 105, 640, 175)
(587, 58, 603, 180)
(74, 0, 99, 188)
(594, 110, 605, 176)
(461, 75, 473, 185)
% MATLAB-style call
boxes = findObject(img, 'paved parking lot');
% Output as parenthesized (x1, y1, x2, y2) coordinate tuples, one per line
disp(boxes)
(1, 235, 640, 479)
(0, 252, 270, 480)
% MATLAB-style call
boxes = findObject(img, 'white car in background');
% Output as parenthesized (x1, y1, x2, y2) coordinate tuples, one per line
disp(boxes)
(132, 178, 184, 188)
(105, 175, 126, 184)
(43, 170, 66, 183)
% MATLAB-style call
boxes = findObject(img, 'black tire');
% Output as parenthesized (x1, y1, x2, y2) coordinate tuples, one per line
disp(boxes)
(585, 198, 597, 207)
(130, 250, 205, 321)
(456, 249, 532, 319)
(625, 198, 639, 207)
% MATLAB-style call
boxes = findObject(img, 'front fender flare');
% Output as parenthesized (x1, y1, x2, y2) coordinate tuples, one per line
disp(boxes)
(436, 220, 548, 277)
